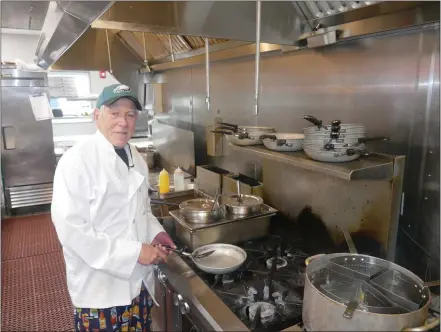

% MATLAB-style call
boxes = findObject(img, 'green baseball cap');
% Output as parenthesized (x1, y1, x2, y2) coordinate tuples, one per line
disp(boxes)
(96, 84, 143, 110)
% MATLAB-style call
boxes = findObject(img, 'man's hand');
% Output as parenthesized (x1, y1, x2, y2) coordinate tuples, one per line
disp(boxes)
(137, 243, 168, 265)
(151, 232, 176, 253)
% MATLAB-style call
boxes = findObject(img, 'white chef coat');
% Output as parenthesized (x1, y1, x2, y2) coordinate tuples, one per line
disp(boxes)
(51, 130, 165, 309)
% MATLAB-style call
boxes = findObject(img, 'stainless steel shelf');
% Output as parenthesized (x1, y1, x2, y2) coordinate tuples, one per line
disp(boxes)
(228, 144, 395, 181)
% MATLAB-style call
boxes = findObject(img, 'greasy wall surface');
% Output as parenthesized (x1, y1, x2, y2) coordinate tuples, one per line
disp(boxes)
(152, 24, 440, 279)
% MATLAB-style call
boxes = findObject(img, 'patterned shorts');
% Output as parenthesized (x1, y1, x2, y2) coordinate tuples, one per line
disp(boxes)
(74, 283, 153, 332)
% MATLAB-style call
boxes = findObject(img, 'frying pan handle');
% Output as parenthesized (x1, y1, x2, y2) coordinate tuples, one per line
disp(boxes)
(303, 115, 323, 128)
(402, 318, 440, 332)
(217, 125, 239, 132)
(155, 244, 189, 256)
(220, 122, 239, 130)
(424, 280, 440, 288)
(346, 147, 369, 156)
(343, 301, 358, 320)
(236, 133, 250, 140)
(259, 134, 277, 141)
(276, 139, 291, 147)
(149, 199, 180, 207)
(305, 254, 326, 266)
(211, 130, 233, 135)
(358, 136, 390, 143)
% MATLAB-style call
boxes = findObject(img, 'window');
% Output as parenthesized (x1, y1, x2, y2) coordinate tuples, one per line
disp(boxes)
(48, 71, 95, 117)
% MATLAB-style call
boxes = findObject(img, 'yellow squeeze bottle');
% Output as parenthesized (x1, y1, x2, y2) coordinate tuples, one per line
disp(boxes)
(158, 169, 170, 194)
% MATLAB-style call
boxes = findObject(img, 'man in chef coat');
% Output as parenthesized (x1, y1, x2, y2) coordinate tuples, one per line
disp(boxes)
(51, 84, 176, 332)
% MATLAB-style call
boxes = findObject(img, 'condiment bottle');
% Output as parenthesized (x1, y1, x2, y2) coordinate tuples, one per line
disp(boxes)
(173, 167, 185, 192)
(158, 169, 170, 194)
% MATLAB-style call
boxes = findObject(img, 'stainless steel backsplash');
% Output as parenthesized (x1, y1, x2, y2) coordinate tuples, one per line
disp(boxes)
(152, 25, 440, 278)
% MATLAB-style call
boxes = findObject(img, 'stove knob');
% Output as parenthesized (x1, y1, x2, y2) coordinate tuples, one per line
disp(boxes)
(179, 302, 191, 315)
(157, 271, 167, 284)
(173, 293, 183, 306)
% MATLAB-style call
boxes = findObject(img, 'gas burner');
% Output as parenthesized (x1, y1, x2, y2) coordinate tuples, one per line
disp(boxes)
(266, 257, 288, 270)
(222, 274, 235, 285)
(287, 275, 305, 288)
(248, 302, 277, 325)
(182, 232, 308, 331)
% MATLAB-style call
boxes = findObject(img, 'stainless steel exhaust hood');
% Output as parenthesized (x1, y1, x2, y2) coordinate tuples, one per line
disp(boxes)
(35, 1, 112, 69)
(35, 1, 439, 79)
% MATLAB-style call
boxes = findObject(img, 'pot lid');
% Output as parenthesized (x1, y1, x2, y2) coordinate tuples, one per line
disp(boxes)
(180, 198, 215, 211)
(224, 194, 263, 207)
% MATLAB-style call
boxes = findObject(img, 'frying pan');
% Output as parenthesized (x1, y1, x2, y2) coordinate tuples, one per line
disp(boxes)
(163, 243, 247, 274)
(260, 133, 304, 152)
(158, 243, 247, 274)
(190, 243, 247, 274)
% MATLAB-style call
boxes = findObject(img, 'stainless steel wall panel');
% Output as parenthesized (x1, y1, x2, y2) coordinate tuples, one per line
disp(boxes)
(161, 68, 193, 123)
(210, 57, 256, 126)
(189, 65, 209, 126)
(397, 27, 440, 277)
(189, 65, 212, 166)
(258, 49, 344, 131)
(152, 25, 440, 274)
(152, 122, 195, 174)
(258, 31, 421, 151)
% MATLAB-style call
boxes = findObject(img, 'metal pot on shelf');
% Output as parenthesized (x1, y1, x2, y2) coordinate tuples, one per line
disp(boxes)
(150, 197, 222, 223)
(302, 115, 389, 163)
(137, 144, 156, 169)
(223, 194, 263, 215)
(211, 122, 276, 146)
(260, 133, 304, 152)
(222, 180, 263, 215)
(302, 229, 440, 331)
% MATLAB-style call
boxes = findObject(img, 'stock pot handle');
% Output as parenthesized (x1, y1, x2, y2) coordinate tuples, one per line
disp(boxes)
(402, 318, 440, 332)
(259, 134, 277, 141)
(305, 254, 326, 266)
(219, 122, 239, 130)
(211, 130, 233, 135)
(303, 115, 324, 128)
(423, 280, 440, 288)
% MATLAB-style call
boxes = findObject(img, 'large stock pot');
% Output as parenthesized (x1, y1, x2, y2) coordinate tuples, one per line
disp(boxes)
(303, 253, 439, 331)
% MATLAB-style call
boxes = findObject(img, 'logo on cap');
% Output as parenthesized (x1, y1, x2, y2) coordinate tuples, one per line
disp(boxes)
(113, 85, 131, 93)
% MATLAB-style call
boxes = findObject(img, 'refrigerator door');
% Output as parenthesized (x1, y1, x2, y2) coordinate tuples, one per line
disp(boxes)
(1, 85, 56, 188)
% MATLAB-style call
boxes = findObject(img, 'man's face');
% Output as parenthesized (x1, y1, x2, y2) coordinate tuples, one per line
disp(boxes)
(94, 98, 138, 148)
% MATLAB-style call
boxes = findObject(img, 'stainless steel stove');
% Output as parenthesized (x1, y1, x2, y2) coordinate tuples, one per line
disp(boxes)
(153, 230, 312, 332)
(182, 235, 307, 331)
